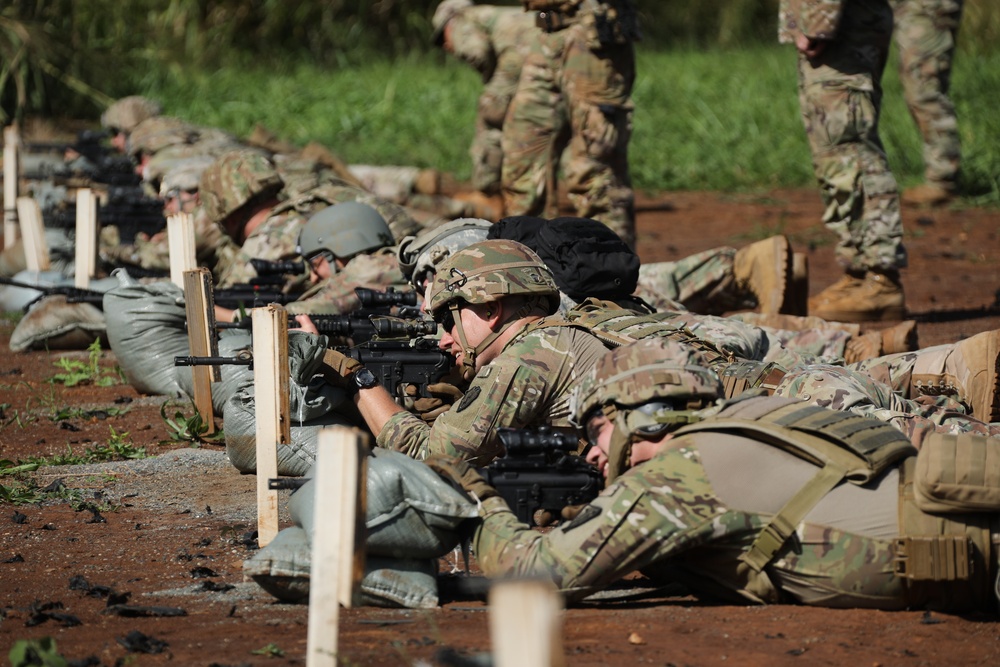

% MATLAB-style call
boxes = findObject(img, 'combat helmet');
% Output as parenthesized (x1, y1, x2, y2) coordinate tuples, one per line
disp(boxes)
(101, 96, 162, 134)
(573, 338, 723, 482)
(397, 217, 492, 289)
(199, 148, 283, 226)
(127, 116, 198, 159)
(297, 202, 394, 268)
(432, 0, 472, 45)
(426, 239, 559, 377)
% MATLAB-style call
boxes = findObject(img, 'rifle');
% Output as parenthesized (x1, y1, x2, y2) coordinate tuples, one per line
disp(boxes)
(0, 277, 106, 310)
(45, 184, 166, 244)
(219, 313, 438, 345)
(264, 426, 604, 526)
(354, 287, 419, 316)
(209, 258, 309, 309)
(174, 350, 254, 370)
(483, 427, 604, 526)
(340, 337, 453, 399)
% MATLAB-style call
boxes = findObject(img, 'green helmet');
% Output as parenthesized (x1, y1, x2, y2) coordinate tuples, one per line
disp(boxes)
(127, 116, 198, 158)
(297, 202, 394, 262)
(199, 148, 283, 225)
(101, 96, 162, 133)
(432, 0, 472, 45)
(397, 217, 493, 289)
(573, 338, 723, 482)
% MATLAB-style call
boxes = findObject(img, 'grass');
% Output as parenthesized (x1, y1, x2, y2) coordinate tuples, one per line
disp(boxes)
(141, 44, 1000, 202)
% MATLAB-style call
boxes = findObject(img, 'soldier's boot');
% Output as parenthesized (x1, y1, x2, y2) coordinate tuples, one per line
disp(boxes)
(902, 182, 957, 208)
(909, 329, 1000, 422)
(843, 320, 919, 364)
(733, 235, 793, 315)
(808, 269, 905, 322)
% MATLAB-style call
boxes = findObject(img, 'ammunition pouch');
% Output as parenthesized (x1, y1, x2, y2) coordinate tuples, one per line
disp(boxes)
(720, 361, 786, 399)
(913, 433, 1000, 514)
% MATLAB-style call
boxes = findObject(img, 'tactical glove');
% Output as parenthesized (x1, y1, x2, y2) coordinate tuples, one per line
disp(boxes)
(317, 348, 362, 388)
(424, 454, 499, 503)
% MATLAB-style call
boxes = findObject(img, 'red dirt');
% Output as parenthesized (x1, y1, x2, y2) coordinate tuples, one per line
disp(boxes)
(1, 189, 999, 666)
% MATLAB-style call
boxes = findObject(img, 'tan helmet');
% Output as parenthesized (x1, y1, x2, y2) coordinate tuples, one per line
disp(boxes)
(126, 116, 198, 158)
(297, 202, 394, 263)
(198, 148, 283, 225)
(426, 239, 559, 377)
(573, 338, 723, 482)
(101, 96, 162, 133)
(432, 0, 472, 45)
(397, 217, 493, 289)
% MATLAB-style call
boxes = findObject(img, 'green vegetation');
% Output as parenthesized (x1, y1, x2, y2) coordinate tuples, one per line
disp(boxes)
(8, 637, 68, 667)
(49, 339, 124, 387)
(251, 643, 286, 658)
(2, 2, 999, 197)
(160, 400, 223, 445)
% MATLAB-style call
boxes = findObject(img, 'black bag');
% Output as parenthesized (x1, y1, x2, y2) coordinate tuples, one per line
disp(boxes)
(488, 216, 639, 301)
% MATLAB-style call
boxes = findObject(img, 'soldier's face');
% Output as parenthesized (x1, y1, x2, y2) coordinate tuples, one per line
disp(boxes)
(585, 414, 613, 478)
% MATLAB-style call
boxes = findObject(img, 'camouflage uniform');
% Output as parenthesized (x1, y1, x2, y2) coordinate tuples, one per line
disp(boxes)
(892, 0, 963, 190)
(779, 0, 906, 274)
(285, 249, 406, 316)
(446, 5, 539, 194)
(466, 344, 999, 611)
(502, 0, 638, 246)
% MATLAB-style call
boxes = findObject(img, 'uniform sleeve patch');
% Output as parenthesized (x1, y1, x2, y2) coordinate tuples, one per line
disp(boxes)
(455, 385, 482, 412)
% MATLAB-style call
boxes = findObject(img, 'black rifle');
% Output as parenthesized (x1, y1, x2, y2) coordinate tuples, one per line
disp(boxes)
(45, 184, 166, 244)
(219, 314, 438, 345)
(211, 258, 309, 309)
(340, 337, 453, 398)
(483, 427, 604, 526)
(354, 286, 419, 316)
(0, 277, 106, 310)
(174, 351, 254, 370)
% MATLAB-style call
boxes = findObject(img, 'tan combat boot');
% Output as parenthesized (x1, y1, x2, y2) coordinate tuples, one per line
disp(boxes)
(902, 182, 956, 208)
(843, 320, 919, 364)
(733, 235, 793, 315)
(909, 330, 1000, 422)
(808, 270, 905, 322)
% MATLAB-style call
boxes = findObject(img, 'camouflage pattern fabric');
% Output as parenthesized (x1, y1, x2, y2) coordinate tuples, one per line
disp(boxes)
(447, 6, 539, 194)
(286, 250, 407, 316)
(892, 0, 963, 188)
(472, 436, 913, 607)
(101, 96, 161, 133)
(199, 148, 283, 226)
(735, 312, 856, 359)
(215, 206, 307, 288)
(779, 0, 906, 273)
(634, 246, 747, 315)
(774, 363, 999, 445)
(376, 323, 607, 465)
(501, 3, 636, 246)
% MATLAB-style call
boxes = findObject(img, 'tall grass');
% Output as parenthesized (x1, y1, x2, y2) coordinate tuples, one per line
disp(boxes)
(142, 44, 1000, 200)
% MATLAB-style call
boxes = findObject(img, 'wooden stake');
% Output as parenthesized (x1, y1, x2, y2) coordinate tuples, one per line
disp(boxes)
(183, 268, 220, 434)
(306, 426, 369, 667)
(74, 189, 99, 289)
(489, 579, 565, 667)
(3, 124, 19, 249)
(252, 304, 290, 547)
(16, 197, 50, 272)
(167, 213, 196, 289)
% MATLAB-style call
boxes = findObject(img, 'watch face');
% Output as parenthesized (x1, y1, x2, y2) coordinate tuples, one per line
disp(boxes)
(355, 368, 378, 390)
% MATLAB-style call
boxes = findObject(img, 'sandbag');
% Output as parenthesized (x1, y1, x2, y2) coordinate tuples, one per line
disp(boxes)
(243, 526, 440, 608)
(103, 273, 192, 397)
(8, 294, 108, 352)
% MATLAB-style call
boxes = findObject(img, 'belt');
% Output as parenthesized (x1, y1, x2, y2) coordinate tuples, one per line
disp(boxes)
(535, 10, 575, 32)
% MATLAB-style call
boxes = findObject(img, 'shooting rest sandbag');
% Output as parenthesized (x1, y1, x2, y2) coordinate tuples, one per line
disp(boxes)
(245, 448, 477, 607)
(8, 294, 108, 352)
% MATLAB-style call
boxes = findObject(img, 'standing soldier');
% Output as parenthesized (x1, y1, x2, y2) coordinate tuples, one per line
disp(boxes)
(780, 0, 907, 322)
(502, 0, 639, 247)
(432, 0, 541, 200)
(893, 0, 964, 206)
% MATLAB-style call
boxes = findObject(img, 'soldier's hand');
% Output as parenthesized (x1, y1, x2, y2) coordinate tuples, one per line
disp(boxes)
(403, 380, 465, 423)
(318, 348, 362, 388)
(424, 454, 498, 503)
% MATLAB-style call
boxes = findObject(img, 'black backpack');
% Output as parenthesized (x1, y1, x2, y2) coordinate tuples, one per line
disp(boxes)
(487, 216, 639, 301)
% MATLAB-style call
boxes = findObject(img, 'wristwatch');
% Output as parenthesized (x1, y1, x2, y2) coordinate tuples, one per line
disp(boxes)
(353, 367, 378, 391)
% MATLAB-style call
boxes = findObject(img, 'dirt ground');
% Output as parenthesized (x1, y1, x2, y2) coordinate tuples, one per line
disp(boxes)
(1, 188, 999, 666)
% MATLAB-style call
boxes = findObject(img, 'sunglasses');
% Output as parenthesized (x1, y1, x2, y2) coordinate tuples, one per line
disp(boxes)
(439, 307, 456, 332)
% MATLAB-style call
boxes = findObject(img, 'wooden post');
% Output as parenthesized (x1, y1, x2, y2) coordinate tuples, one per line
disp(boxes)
(252, 304, 290, 548)
(489, 579, 565, 667)
(306, 426, 369, 667)
(3, 124, 19, 249)
(74, 189, 99, 289)
(16, 197, 50, 272)
(167, 213, 196, 289)
(183, 268, 220, 435)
